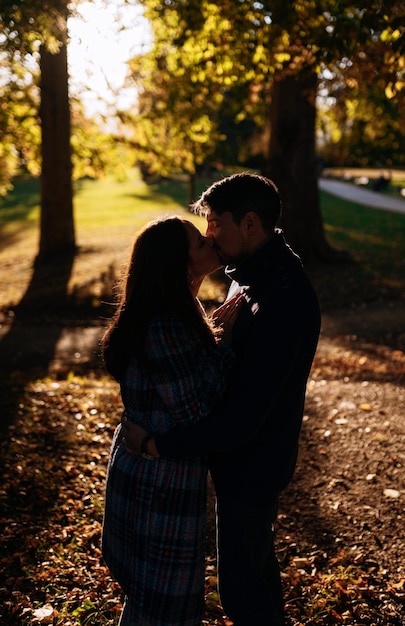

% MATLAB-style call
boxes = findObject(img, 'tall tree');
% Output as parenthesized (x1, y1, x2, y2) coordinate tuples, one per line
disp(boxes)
(1, 0, 75, 263)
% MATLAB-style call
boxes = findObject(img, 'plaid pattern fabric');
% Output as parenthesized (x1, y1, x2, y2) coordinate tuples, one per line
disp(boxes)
(102, 313, 233, 626)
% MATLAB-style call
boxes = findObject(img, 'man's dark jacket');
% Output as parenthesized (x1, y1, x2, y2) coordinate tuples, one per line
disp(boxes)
(155, 230, 321, 499)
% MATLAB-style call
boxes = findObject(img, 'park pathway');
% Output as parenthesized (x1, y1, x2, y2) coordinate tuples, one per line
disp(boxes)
(319, 178, 405, 214)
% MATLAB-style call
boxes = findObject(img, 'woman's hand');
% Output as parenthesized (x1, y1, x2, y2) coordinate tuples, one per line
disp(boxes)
(121, 413, 148, 454)
(211, 293, 244, 343)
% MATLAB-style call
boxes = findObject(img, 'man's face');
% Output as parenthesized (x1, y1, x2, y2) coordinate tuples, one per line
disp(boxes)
(205, 210, 249, 264)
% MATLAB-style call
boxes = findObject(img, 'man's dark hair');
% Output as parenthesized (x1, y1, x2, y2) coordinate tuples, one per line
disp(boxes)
(192, 172, 282, 235)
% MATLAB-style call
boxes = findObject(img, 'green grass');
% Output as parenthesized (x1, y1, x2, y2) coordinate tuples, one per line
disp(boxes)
(73, 173, 200, 230)
(0, 170, 220, 266)
(313, 190, 405, 308)
(1, 171, 404, 312)
(0, 175, 40, 222)
(320, 190, 405, 264)
(3, 170, 403, 250)
(0, 170, 205, 229)
(0, 169, 228, 232)
(0, 171, 222, 311)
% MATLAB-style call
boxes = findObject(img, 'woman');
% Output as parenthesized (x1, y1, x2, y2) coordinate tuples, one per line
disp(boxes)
(101, 216, 238, 626)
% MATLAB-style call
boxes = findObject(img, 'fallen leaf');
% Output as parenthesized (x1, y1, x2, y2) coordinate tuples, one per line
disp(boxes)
(32, 604, 55, 624)
(384, 488, 400, 498)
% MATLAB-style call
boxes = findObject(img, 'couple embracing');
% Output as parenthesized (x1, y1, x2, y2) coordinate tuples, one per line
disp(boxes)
(101, 172, 321, 626)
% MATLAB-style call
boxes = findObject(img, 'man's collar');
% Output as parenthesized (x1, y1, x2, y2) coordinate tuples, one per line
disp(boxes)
(224, 230, 286, 284)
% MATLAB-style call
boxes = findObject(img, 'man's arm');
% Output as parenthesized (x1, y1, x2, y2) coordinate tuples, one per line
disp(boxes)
(123, 300, 310, 458)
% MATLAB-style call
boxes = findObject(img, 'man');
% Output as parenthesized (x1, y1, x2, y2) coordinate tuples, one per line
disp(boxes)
(123, 172, 321, 625)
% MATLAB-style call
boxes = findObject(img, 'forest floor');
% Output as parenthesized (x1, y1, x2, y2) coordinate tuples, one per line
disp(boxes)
(0, 254, 404, 625)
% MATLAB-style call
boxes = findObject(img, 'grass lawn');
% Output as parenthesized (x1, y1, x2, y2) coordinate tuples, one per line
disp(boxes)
(1, 169, 404, 316)
(314, 189, 405, 308)
(0, 170, 230, 314)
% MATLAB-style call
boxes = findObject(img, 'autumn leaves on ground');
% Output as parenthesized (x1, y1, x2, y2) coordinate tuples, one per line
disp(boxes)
(1, 349, 404, 626)
(0, 175, 405, 625)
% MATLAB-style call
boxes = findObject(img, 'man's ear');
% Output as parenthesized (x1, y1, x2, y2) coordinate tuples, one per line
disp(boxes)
(243, 211, 258, 233)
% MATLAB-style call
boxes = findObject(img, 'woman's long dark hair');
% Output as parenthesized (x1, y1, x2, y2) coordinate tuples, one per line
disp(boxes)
(102, 216, 217, 380)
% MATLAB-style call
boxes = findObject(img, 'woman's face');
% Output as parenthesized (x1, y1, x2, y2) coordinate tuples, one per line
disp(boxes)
(183, 220, 222, 283)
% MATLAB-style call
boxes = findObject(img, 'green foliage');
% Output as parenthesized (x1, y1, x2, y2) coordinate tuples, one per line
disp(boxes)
(125, 12, 225, 175)
(1, 0, 404, 196)
(0, 68, 134, 197)
(0, 48, 42, 192)
(129, 0, 404, 176)
(70, 101, 135, 182)
(126, 0, 273, 176)
(318, 86, 405, 167)
(0, 1, 133, 197)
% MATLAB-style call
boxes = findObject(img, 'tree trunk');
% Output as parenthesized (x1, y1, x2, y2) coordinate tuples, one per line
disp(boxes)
(262, 70, 336, 264)
(38, 26, 76, 264)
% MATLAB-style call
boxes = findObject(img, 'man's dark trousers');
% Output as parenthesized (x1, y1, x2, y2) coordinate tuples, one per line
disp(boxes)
(216, 493, 286, 626)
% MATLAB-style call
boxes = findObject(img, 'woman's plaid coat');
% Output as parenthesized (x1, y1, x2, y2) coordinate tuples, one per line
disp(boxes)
(102, 312, 234, 626)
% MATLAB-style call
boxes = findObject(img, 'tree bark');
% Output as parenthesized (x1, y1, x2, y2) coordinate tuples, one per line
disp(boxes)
(262, 70, 337, 264)
(38, 27, 76, 264)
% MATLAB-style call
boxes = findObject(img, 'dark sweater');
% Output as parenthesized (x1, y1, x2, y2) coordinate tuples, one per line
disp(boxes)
(155, 230, 321, 498)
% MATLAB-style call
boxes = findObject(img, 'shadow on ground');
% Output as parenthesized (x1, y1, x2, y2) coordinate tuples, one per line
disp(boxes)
(0, 253, 105, 437)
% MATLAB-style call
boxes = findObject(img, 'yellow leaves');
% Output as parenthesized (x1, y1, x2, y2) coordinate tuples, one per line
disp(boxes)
(191, 69, 207, 83)
(222, 75, 234, 86)
(189, 115, 212, 144)
(330, 127, 343, 143)
(204, 8, 232, 35)
(380, 28, 401, 43)
(385, 81, 404, 99)
(274, 52, 291, 64)
(221, 58, 234, 74)
(44, 35, 62, 55)
(252, 44, 267, 65)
